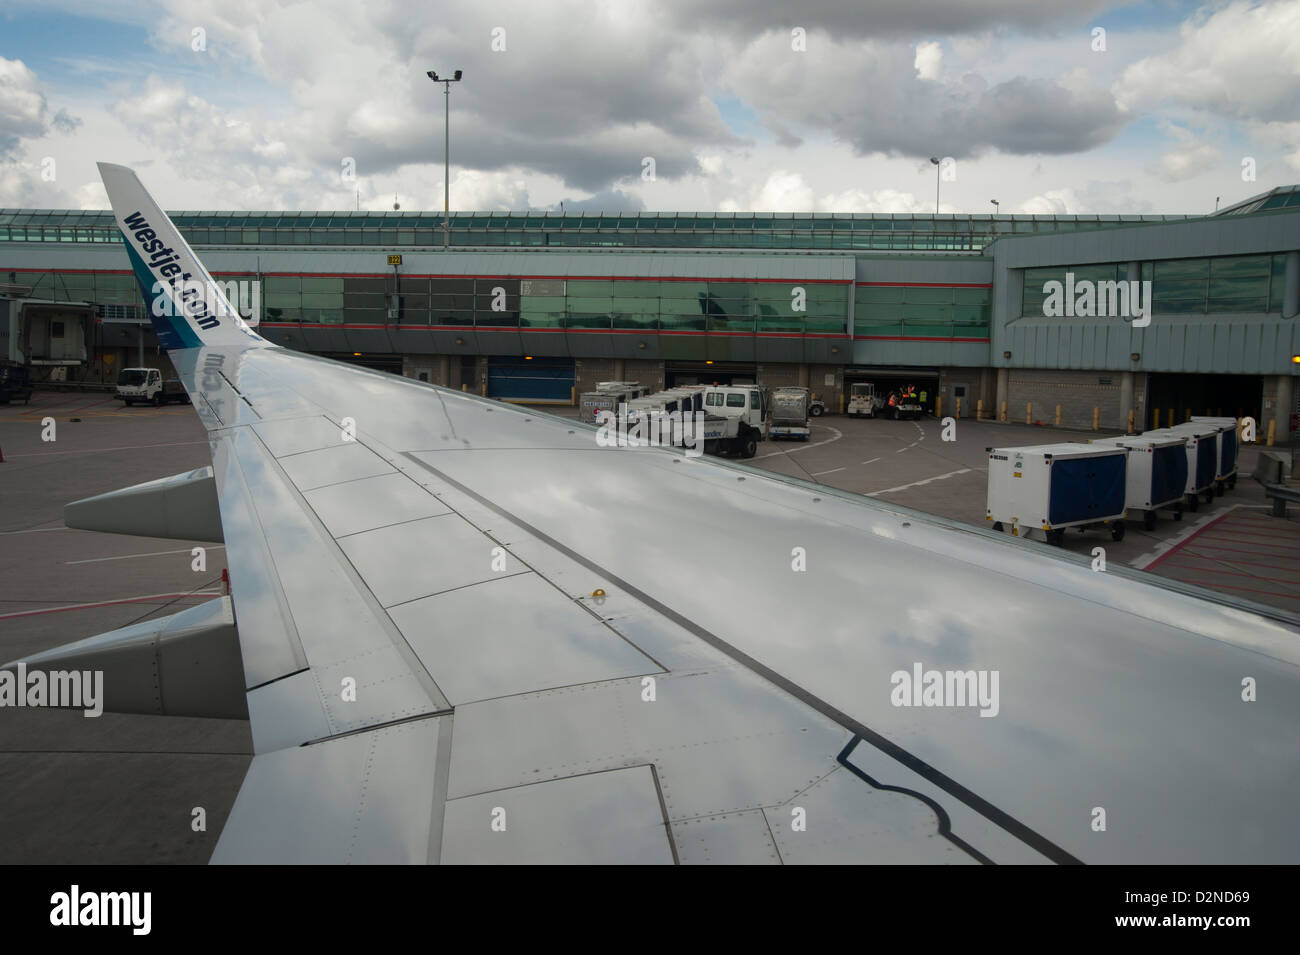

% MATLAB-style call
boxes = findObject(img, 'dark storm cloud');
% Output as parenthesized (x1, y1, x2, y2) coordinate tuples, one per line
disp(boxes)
(729, 43, 1127, 159)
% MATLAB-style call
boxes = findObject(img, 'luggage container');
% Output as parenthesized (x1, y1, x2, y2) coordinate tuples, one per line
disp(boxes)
(1092, 434, 1188, 529)
(1142, 427, 1217, 511)
(770, 386, 811, 441)
(1187, 417, 1240, 493)
(986, 443, 1128, 545)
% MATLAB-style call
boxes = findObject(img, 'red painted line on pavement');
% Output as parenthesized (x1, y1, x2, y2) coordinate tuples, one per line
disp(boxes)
(1145, 512, 1233, 570)
(1149, 576, 1300, 602)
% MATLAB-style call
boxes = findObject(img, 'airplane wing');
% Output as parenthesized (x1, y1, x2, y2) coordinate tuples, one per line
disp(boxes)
(13, 163, 1299, 864)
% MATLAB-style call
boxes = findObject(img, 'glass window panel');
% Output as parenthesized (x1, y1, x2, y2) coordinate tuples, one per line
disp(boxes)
(302, 292, 343, 308)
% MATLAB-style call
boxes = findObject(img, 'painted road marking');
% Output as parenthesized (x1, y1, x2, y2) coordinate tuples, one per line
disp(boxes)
(866, 468, 971, 497)
(0, 591, 225, 621)
(811, 466, 846, 476)
(66, 545, 226, 566)
(755, 425, 842, 459)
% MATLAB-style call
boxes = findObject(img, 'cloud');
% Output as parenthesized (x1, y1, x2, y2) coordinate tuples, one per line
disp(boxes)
(914, 41, 944, 81)
(0, 57, 81, 158)
(723, 36, 1128, 160)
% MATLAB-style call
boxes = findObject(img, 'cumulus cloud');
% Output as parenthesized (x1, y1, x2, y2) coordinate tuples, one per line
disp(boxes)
(0, 57, 81, 158)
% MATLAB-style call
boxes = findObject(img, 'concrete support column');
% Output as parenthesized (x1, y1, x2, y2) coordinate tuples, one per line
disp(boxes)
(439, 354, 450, 387)
(995, 367, 1009, 421)
(613, 359, 625, 381)
(1120, 371, 1135, 433)
(797, 363, 809, 389)
(1284, 251, 1299, 320)
(1275, 374, 1294, 443)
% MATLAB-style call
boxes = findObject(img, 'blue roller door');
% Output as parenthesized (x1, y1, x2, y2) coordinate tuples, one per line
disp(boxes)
(487, 356, 575, 401)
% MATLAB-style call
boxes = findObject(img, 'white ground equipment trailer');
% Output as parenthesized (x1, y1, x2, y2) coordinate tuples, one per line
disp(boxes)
(1144, 426, 1218, 511)
(986, 442, 1128, 544)
(1185, 416, 1240, 494)
(770, 387, 812, 441)
(1093, 433, 1189, 529)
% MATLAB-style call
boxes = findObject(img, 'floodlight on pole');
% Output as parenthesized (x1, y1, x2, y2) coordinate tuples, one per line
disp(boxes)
(929, 156, 940, 215)
(427, 69, 464, 248)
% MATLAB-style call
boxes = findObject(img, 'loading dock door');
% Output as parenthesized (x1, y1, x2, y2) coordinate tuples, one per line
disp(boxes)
(487, 356, 575, 402)
(1146, 373, 1261, 430)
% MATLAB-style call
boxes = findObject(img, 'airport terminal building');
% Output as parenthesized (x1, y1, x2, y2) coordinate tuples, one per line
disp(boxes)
(2, 184, 1299, 436)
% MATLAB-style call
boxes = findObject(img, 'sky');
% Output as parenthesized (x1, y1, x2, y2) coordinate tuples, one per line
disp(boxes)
(0, 0, 1297, 215)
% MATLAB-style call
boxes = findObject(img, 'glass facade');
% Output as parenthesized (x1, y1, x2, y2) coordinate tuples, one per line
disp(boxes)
(1021, 254, 1288, 317)
(854, 284, 991, 338)
(0, 209, 1198, 253)
(14, 270, 849, 333)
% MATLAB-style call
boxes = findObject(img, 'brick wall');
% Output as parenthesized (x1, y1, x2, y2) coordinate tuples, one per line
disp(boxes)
(1006, 368, 1122, 430)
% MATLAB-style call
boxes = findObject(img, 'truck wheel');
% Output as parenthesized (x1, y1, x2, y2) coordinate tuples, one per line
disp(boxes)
(739, 432, 758, 459)
(153, 394, 162, 407)
(1111, 521, 1126, 542)
(1046, 528, 1065, 546)
(1143, 511, 1157, 531)
(1214, 482, 1224, 497)
(810, 405, 823, 417)
(991, 521, 1003, 532)
(1204, 488, 1214, 505)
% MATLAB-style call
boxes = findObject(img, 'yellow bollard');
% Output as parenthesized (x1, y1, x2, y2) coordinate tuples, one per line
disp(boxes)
(935, 396, 943, 420)
(1268, 419, 1276, 446)
(1167, 408, 1174, 429)
(1127, 408, 1135, 434)
(571, 385, 577, 406)
(461, 383, 468, 392)
(1055, 404, 1062, 427)
(977, 399, 984, 421)
(1000, 401, 1007, 422)
(1093, 407, 1100, 431)
(1026, 402, 1033, 425)
(956, 397, 962, 419)
(1185, 408, 1191, 422)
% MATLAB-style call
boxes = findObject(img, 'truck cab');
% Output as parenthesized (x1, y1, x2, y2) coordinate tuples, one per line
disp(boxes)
(116, 368, 190, 407)
(847, 382, 881, 418)
(702, 385, 768, 438)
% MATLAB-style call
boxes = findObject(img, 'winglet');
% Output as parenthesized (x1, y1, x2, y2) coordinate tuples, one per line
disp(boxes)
(97, 162, 268, 351)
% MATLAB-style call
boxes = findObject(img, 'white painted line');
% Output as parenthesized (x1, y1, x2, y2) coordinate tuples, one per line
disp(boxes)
(66, 545, 226, 566)
(3, 440, 208, 458)
(866, 468, 971, 497)
(0, 527, 68, 535)
(755, 425, 842, 459)
(0, 591, 225, 621)
(861, 457, 880, 465)
(811, 467, 846, 476)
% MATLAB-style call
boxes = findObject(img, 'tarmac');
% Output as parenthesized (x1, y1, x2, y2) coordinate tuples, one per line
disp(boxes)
(1, 389, 1296, 862)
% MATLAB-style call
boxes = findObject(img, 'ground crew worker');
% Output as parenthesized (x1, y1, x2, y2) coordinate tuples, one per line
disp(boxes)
(919, 388, 928, 405)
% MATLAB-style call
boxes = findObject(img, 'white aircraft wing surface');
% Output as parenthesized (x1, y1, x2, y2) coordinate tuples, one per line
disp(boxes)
(52, 163, 1300, 864)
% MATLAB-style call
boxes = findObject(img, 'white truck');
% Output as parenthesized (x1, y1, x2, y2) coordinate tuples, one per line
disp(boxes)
(115, 367, 190, 407)
(770, 386, 811, 441)
(846, 382, 882, 418)
(621, 384, 768, 458)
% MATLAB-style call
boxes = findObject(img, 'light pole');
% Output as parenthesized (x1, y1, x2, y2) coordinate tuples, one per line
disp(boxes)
(929, 156, 940, 214)
(427, 69, 463, 249)
(990, 199, 999, 214)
